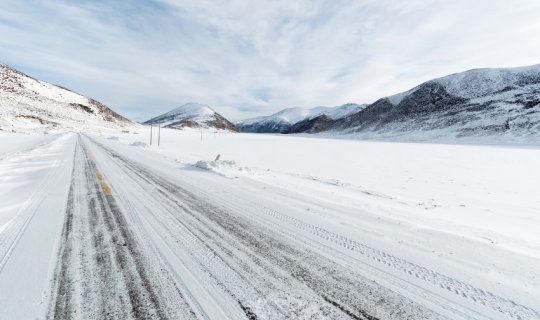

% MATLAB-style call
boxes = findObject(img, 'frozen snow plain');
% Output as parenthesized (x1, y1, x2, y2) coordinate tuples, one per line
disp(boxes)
(0, 129, 539, 320)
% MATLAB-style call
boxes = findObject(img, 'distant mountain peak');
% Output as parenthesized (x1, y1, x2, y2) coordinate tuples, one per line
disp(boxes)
(145, 103, 238, 132)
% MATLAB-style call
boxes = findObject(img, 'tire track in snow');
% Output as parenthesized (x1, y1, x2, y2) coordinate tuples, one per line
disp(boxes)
(87, 136, 442, 320)
(180, 173, 540, 320)
(47, 136, 197, 320)
(260, 208, 540, 320)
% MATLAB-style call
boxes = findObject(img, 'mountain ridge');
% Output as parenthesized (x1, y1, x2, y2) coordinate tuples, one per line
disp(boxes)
(332, 64, 540, 138)
(236, 103, 366, 133)
(0, 64, 135, 131)
(237, 64, 540, 140)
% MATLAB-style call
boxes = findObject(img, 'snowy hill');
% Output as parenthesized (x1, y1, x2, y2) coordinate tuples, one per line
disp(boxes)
(332, 64, 540, 140)
(0, 64, 135, 132)
(236, 103, 365, 133)
(144, 102, 238, 131)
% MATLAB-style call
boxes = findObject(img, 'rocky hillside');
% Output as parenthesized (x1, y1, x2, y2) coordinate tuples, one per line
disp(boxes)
(332, 64, 540, 140)
(0, 64, 135, 131)
(144, 103, 238, 132)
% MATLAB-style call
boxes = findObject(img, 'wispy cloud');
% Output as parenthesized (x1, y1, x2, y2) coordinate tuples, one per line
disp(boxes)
(1, 0, 540, 121)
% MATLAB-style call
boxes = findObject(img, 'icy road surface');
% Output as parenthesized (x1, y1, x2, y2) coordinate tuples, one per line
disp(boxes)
(0, 132, 539, 319)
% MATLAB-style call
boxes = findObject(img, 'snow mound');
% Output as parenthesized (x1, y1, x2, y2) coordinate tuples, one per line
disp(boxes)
(195, 159, 252, 178)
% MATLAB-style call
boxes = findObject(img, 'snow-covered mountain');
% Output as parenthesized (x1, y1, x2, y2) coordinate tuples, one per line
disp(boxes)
(0, 64, 135, 132)
(144, 103, 238, 131)
(236, 103, 365, 133)
(331, 64, 540, 140)
(237, 64, 540, 141)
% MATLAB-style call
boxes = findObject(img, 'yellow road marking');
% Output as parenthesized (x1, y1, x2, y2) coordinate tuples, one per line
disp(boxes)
(96, 171, 112, 195)
(100, 181, 113, 196)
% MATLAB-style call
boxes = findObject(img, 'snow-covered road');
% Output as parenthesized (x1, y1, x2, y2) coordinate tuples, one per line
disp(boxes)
(47, 136, 196, 319)
(0, 132, 538, 320)
(79, 135, 438, 319)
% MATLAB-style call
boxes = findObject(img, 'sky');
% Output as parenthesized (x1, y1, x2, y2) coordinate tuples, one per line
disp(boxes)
(1, 0, 540, 122)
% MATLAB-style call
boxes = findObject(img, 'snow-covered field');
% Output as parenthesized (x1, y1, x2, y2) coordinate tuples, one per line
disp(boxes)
(110, 129, 540, 250)
(104, 129, 540, 307)
(0, 128, 539, 319)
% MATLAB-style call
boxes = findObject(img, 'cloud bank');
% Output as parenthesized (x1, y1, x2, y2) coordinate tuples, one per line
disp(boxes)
(1, 0, 540, 121)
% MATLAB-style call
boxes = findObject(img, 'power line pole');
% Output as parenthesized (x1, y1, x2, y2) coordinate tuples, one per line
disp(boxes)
(158, 123, 161, 147)
(150, 124, 153, 146)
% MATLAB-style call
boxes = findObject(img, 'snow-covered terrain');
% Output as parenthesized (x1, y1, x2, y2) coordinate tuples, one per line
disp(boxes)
(0, 131, 57, 156)
(1, 61, 540, 319)
(144, 102, 238, 131)
(0, 133, 75, 319)
(0, 64, 136, 132)
(236, 103, 365, 133)
(2, 127, 538, 319)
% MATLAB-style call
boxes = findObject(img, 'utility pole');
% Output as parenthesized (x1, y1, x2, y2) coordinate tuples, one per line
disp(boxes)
(158, 123, 161, 147)
(150, 124, 153, 146)
(200, 127, 203, 142)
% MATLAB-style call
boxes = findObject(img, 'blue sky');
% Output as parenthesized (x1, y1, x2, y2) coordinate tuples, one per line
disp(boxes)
(1, 0, 540, 121)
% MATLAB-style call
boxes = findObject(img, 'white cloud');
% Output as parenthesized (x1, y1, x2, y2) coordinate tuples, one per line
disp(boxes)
(1, 0, 540, 121)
